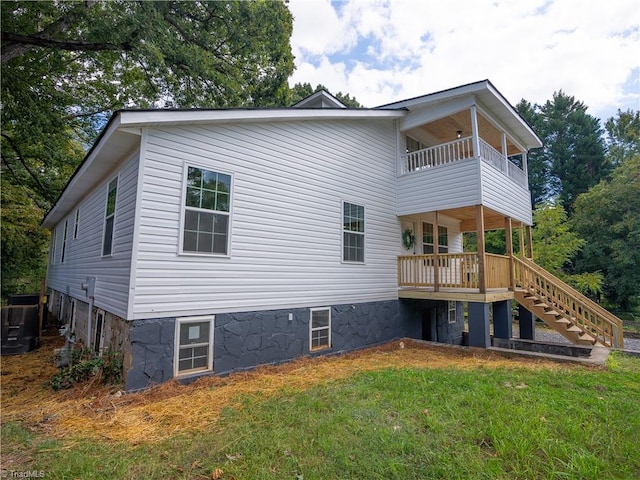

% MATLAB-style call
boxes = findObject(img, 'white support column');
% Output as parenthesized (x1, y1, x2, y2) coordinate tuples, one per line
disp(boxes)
(470, 105, 480, 158)
(501, 132, 508, 172)
(522, 150, 529, 183)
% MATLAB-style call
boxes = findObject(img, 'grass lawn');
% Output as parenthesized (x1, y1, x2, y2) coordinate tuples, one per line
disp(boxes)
(2, 338, 639, 480)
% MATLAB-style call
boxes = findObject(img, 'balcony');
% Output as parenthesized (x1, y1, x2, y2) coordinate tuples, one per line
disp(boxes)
(400, 136, 527, 188)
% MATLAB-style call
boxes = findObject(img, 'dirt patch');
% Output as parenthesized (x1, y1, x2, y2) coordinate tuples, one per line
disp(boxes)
(1, 332, 583, 445)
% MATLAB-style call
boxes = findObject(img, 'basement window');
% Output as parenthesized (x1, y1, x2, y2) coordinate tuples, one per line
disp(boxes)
(310, 308, 331, 351)
(175, 316, 214, 376)
(448, 301, 457, 324)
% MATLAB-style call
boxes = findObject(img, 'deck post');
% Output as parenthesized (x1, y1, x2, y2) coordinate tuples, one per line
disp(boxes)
(468, 302, 491, 348)
(493, 300, 512, 339)
(518, 223, 525, 258)
(476, 205, 486, 293)
(470, 105, 480, 158)
(518, 305, 535, 340)
(526, 225, 533, 259)
(504, 217, 514, 290)
(433, 211, 440, 292)
(501, 132, 508, 172)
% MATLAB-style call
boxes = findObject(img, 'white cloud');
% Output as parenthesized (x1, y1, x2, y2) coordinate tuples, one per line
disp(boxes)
(288, 0, 640, 119)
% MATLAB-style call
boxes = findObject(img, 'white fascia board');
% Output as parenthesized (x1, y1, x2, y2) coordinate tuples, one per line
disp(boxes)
(118, 108, 405, 128)
(378, 80, 490, 110)
(399, 96, 476, 132)
(42, 114, 140, 228)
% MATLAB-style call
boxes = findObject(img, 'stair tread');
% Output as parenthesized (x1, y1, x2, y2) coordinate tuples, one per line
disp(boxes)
(567, 325, 583, 333)
(543, 310, 560, 316)
(555, 318, 571, 325)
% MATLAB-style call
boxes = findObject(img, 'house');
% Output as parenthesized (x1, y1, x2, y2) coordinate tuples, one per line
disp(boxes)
(43, 80, 623, 391)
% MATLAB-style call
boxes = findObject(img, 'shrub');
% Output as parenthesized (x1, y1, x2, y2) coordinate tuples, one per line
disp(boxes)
(49, 347, 123, 391)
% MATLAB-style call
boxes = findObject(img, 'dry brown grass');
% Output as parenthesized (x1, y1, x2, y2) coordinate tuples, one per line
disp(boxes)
(1, 333, 577, 445)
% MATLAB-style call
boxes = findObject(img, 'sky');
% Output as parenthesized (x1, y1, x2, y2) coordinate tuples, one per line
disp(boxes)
(287, 0, 640, 121)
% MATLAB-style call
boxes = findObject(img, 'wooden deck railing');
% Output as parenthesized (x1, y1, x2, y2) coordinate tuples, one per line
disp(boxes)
(513, 256, 624, 348)
(400, 136, 527, 188)
(397, 253, 511, 290)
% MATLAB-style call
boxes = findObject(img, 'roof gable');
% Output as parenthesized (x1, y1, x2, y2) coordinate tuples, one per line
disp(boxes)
(292, 90, 347, 109)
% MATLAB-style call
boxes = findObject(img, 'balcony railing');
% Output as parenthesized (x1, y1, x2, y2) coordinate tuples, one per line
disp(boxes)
(398, 253, 511, 291)
(400, 136, 527, 188)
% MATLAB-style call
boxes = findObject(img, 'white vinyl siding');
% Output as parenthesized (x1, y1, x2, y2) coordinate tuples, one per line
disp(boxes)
(132, 119, 400, 318)
(397, 157, 480, 216)
(479, 162, 533, 225)
(46, 153, 140, 318)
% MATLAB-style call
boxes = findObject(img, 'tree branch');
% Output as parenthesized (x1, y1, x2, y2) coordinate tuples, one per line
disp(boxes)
(2, 32, 133, 63)
(1, 133, 50, 201)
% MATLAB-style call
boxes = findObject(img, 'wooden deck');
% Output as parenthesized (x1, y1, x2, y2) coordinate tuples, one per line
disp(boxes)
(398, 287, 514, 303)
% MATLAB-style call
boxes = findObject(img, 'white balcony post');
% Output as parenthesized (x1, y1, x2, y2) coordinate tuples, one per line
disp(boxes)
(522, 150, 529, 183)
(501, 132, 508, 173)
(470, 105, 480, 158)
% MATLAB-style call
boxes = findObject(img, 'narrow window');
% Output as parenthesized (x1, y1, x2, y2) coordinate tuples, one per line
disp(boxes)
(50, 228, 57, 264)
(73, 208, 80, 239)
(94, 310, 105, 354)
(343, 202, 364, 262)
(175, 316, 214, 376)
(422, 222, 434, 253)
(102, 178, 118, 256)
(448, 301, 457, 324)
(61, 220, 68, 263)
(438, 226, 449, 253)
(182, 166, 231, 255)
(310, 308, 331, 351)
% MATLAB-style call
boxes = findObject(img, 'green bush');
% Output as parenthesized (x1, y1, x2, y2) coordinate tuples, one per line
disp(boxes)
(49, 348, 122, 391)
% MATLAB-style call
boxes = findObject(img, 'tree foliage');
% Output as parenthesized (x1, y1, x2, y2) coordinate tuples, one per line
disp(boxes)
(1, 0, 294, 296)
(289, 82, 362, 108)
(572, 155, 640, 310)
(516, 92, 609, 209)
(604, 109, 640, 167)
(531, 203, 603, 298)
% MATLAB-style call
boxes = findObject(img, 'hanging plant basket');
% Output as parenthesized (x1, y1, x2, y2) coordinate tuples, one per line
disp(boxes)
(402, 228, 415, 250)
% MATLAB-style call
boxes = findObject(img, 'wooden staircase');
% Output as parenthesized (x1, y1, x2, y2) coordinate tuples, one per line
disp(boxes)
(512, 256, 624, 349)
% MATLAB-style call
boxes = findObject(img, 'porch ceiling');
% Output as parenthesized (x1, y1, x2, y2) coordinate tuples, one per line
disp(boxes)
(409, 111, 521, 156)
(437, 206, 527, 232)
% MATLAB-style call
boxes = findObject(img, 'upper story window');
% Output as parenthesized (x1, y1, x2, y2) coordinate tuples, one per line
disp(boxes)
(61, 220, 68, 263)
(343, 202, 365, 263)
(422, 223, 448, 253)
(182, 166, 231, 255)
(73, 208, 80, 239)
(102, 177, 118, 256)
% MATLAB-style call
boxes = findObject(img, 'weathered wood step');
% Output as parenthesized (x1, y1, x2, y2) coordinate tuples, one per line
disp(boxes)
(566, 325, 583, 333)
(555, 318, 572, 326)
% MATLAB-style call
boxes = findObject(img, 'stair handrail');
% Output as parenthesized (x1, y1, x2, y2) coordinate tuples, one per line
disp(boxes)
(513, 256, 623, 348)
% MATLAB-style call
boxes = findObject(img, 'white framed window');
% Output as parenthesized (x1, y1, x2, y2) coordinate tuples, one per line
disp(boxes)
(448, 301, 457, 324)
(310, 308, 331, 351)
(343, 202, 365, 263)
(422, 223, 448, 254)
(73, 208, 80, 239)
(50, 228, 57, 265)
(174, 315, 214, 376)
(61, 220, 68, 263)
(181, 165, 231, 255)
(102, 177, 118, 256)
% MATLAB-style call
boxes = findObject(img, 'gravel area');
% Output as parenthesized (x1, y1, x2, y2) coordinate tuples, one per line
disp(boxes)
(511, 323, 640, 352)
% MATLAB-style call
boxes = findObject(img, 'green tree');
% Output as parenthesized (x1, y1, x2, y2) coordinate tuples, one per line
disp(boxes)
(572, 155, 640, 310)
(1, 0, 294, 296)
(532, 203, 603, 298)
(515, 99, 548, 207)
(516, 92, 609, 209)
(604, 109, 640, 167)
(289, 82, 362, 107)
